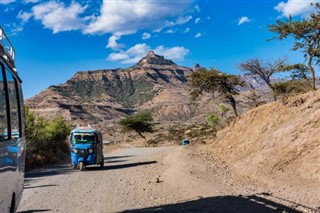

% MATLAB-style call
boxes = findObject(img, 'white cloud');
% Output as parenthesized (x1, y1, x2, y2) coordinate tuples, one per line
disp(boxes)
(106, 34, 125, 50)
(175, 15, 193, 25)
(184, 28, 190, 33)
(194, 4, 200, 12)
(31, 1, 88, 33)
(165, 29, 177, 34)
(142, 32, 151, 40)
(10, 23, 24, 35)
(107, 52, 129, 61)
(0, 0, 15, 5)
(195, 32, 202, 38)
(108, 43, 150, 64)
(12, 11, 32, 35)
(108, 43, 189, 64)
(154, 46, 189, 61)
(84, 0, 194, 35)
(238, 16, 251, 25)
(195, 17, 200, 24)
(17, 11, 32, 23)
(24, 0, 39, 3)
(275, 0, 319, 17)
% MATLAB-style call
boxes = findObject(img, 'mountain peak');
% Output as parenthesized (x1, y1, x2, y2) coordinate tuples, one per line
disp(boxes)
(134, 51, 176, 67)
(147, 50, 156, 57)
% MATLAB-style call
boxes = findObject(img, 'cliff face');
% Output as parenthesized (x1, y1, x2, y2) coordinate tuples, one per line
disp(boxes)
(26, 51, 269, 124)
(26, 51, 194, 123)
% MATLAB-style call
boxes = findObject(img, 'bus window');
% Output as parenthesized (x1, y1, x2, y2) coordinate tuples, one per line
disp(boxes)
(6, 68, 20, 140)
(17, 82, 25, 137)
(0, 65, 8, 142)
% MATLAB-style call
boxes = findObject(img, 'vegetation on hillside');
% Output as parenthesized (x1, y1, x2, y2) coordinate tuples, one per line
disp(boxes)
(25, 108, 71, 169)
(273, 63, 313, 99)
(56, 75, 158, 108)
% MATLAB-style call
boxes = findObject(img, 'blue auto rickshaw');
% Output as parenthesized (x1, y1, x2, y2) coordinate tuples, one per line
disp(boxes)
(70, 127, 104, 171)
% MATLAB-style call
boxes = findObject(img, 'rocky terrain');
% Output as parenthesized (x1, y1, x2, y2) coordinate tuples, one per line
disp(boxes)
(26, 51, 269, 126)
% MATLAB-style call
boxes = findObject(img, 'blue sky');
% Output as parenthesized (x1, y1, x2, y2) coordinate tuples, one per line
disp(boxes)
(0, 0, 319, 98)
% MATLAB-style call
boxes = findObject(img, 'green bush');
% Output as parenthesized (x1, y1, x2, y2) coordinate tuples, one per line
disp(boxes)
(206, 113, 220, 127)
(273, 79, 312, 98)
(25, 108, 71, 169)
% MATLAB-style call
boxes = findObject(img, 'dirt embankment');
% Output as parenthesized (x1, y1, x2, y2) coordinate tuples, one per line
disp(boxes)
(205, 90, 320, 207)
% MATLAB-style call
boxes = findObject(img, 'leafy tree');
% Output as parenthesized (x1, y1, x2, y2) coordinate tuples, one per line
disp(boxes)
(273, 63, 312, 98)
(280, 63, 310, 80)
(118, 111, 154, 140)
(238, 58, 286, 101)
(189, 68, 245, 117)
(25, 107, 71, 168)
(269, 3, 320, 90)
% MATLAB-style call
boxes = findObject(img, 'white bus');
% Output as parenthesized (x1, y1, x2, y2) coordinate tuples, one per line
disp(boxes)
(0, 26, 26, 213)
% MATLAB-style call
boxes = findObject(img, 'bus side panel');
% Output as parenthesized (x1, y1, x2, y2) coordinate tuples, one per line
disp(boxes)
(0, 141, 18, 213)
(16, 75, 26, 209)
(0, 61, 26, 212)
(16, 137, 26, 210)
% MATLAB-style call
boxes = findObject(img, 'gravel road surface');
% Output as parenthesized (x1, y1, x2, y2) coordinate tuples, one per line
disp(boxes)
(17, 145, 318, 213)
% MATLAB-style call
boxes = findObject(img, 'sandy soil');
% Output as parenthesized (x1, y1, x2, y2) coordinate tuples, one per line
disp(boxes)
(17, 145, 319, 213)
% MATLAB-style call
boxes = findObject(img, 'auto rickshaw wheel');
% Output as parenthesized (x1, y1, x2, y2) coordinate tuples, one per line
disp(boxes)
(79, 162, 84, 171)
(100, 160, 104, 168)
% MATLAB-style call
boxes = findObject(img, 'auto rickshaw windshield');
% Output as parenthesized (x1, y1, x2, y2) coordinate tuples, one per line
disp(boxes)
(72, 133, 95, 144)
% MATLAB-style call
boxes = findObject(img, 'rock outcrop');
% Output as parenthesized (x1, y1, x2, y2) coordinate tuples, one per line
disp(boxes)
(26, 52, 270, 124)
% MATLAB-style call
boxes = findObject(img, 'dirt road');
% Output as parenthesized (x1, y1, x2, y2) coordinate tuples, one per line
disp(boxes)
(17, 145, 318, 213)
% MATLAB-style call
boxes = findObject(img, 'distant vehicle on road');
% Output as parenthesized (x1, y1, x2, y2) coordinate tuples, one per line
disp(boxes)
(69, 126, 104, 171)
(0, 26, 26, 213)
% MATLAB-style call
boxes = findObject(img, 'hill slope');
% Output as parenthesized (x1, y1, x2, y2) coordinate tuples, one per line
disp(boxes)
(206, 90, 320, 204)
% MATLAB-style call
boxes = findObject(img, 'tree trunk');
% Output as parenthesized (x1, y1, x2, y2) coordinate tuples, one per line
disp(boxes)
(138, 132, 150, 147)
(138, 132, 146, 140)
(271, 87, 277, 102)
(308, 56, 316, 90)
(267, 83, 277, 102)
(228, 96, 238, 117)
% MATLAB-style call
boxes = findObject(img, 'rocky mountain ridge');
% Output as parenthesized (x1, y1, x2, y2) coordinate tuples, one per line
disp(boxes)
(26, 51, 269, 124)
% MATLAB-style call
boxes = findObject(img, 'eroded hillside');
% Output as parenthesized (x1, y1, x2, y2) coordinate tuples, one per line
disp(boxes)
(206, 90, 320, 192)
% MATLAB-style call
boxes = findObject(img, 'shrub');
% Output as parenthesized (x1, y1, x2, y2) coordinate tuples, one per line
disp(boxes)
(273, 79, 312, 99)
(25, 108, 71, 169)
(206, 113, 220, 127)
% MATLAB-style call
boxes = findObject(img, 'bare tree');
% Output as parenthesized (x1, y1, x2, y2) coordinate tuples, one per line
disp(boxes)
(238, 58, 286, 101)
